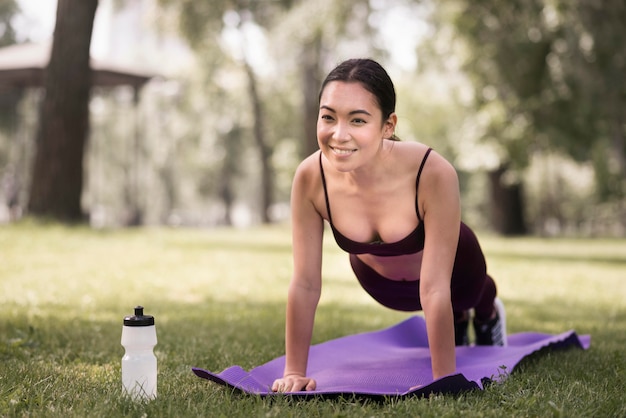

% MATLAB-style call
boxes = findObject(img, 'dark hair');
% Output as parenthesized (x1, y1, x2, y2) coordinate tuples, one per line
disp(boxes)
(319, 58, 397, 127)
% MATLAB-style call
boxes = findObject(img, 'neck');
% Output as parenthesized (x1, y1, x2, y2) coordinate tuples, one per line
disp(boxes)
(345, 140, 394, 186)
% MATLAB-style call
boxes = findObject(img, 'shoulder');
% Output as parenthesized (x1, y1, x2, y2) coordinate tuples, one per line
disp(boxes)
(390, 141, 457, 180)
(423, 149, 458, 186)
(291, 151, 326, 232)
(291, 150, 326, 216)
(418, 148, 460, 215)
(292, 150, 322, 192)
(397, 144, 459, 212)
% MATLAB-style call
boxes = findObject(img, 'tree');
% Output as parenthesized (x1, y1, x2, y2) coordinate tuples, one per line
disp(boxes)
(27, 0, 99, 221)
(272, 0, 386, 160)
(0, 0, 22, 134)
(0, 0, 19, 48)
(0, 0, 21, 132)
(556, 1, 626, 202)
(158, 0, 391, 223)
(157, 0, 294, 223)
(449, 0, 560, 235)
(448, 0, 626, 234)
(0, 0, 22, 219)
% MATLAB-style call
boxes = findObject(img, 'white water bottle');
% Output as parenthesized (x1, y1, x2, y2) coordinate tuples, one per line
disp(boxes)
(121, 306, 157, 400)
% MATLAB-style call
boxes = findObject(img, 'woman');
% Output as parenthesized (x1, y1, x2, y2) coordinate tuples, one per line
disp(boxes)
(272, 58, 506, 393)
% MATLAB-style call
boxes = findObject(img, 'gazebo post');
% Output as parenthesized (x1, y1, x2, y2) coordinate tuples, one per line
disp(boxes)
(0, 42, 154, 225)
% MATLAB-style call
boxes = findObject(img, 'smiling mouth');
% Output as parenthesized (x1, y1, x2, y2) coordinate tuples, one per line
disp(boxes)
(330, 146, 357, 155)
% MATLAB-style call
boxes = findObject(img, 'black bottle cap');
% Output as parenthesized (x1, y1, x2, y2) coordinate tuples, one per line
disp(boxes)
(123, 306, 155, 326)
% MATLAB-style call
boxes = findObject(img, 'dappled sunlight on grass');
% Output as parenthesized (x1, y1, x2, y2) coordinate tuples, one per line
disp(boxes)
(477, 234, 626, 336)
(1, 224, 295, 311)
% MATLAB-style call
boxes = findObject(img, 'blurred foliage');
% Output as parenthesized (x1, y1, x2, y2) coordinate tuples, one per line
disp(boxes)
(0, 0, 21, 129)
(0, 0, 624, 234)
(0, 0, 18, 47)
(449, 0, 625, 199)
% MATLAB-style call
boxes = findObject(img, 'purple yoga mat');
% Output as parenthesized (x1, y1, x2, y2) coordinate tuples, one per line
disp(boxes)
(192, 316, 590, 398)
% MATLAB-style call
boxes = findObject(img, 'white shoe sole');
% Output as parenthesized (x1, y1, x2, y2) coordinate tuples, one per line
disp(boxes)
(494, 297, 508, 347)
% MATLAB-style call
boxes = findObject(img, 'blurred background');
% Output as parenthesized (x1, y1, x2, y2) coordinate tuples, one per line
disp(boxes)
(0, 0, 623, 236)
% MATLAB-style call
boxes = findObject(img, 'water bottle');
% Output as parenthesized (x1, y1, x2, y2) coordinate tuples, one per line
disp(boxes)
(121, 306, 157, 400)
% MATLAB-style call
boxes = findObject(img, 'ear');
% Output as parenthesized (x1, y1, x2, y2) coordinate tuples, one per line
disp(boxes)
(383, 113, 398, 139)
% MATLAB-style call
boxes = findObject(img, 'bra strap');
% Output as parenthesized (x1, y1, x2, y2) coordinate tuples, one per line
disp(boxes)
(415, 148, 432, 221)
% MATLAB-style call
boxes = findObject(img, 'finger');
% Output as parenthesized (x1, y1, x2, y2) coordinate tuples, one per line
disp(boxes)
(272, 380, 286, 392)
(287, 381, 302, 393)
(305, 379, 316, 391)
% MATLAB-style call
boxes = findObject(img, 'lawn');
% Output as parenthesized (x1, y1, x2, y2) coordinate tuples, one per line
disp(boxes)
(1, 221, 625, 417)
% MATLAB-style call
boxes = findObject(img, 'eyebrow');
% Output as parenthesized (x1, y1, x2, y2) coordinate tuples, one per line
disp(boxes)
(320, 105, 372, 116)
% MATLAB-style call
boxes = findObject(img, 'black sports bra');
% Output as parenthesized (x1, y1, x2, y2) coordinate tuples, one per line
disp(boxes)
(319, 148, 432, 257)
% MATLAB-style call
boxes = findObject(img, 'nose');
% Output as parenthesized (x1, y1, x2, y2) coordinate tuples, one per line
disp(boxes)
(332, 121, 351, 142)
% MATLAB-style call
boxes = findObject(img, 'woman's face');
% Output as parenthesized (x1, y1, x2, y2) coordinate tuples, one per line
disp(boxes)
(317, 81, 396, 172)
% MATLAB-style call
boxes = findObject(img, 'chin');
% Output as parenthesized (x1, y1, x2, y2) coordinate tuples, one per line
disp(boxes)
(329, 159, 359, 173)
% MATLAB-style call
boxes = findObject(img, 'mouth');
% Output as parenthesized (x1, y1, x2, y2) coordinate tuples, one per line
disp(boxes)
(330, 146, 357, 156)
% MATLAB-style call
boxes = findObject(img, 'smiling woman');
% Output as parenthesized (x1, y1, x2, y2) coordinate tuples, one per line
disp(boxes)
(271, 58, 508, 393)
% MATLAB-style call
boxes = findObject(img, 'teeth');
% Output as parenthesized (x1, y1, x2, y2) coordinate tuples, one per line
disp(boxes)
(332, 147, 355, 155)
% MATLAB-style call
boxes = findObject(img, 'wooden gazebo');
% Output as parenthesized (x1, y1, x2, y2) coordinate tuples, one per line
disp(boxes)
(0, 42, 156, 225)
(0, 42, 153, 90)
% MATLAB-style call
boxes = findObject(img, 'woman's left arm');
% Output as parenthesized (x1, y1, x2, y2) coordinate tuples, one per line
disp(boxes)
(418, 153, 461, 380)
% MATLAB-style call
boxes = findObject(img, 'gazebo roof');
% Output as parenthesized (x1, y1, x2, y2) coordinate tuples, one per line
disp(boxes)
(0, 42, 155, 90)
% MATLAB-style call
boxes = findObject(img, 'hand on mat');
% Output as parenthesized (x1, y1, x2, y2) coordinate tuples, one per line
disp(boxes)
(271, 374, 316, 392)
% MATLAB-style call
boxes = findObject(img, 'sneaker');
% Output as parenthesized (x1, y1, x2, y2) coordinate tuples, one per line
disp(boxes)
(454, 312, 470, 346)
(474, 297, 507, 346)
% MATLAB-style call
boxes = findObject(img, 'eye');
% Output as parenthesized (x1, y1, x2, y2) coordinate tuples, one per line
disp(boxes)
(352, 118, 366, 125)
(320, 114, 334, 121)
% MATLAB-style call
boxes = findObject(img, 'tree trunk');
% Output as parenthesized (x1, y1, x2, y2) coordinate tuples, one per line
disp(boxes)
(488, 166, 528, 236)
(217, 125, 243, 226)
(243, 60, 273, 224)
(218, 168, 234, 226)
(300, 34, 323, 160)
(27, 0, 98, 222)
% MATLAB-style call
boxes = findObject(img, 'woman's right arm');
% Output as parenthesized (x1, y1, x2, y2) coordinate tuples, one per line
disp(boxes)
(272, 158, 324, 392)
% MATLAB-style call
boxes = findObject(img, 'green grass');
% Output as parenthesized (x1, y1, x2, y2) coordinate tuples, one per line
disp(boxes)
(1, 221, 625, 417)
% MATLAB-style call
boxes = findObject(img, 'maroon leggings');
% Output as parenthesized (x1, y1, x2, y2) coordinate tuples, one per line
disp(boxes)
(349, 222, 496, 320)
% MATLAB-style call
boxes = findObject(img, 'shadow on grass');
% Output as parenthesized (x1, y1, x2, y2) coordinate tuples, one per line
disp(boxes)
(508, 296, 625, 335)
(2, 295, 623, 417)
(3, 294, 620, 371)
(0, 298, 409, 374)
